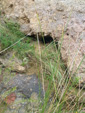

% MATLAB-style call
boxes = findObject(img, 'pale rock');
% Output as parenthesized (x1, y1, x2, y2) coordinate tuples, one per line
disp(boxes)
(0, 0, 85, 86)
(0, 52, 26, 73)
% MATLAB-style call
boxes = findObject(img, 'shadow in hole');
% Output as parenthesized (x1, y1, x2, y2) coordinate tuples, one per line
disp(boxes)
(40, 35, 53, 44)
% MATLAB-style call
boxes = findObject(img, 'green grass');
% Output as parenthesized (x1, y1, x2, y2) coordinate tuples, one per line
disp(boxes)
(34, 13, 85, 113)
(0, 19, 34, 59)
(0, 19, 84, 113)
(31, 35, 85, 113)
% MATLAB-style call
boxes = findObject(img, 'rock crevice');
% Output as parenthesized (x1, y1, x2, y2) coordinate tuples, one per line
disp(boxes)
(0, 0, 85, 86)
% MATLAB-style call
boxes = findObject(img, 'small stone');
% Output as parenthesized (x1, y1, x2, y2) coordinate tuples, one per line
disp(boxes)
(15, 65, 26, 73)
(0, 52, 26, 73)
(4, 93, 16, 105)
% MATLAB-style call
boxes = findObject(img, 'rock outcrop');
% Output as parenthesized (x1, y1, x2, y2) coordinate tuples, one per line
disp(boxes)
(0, 52, 26, 73)
(0, 74, 43, 113)
(0, 0, 85, 86)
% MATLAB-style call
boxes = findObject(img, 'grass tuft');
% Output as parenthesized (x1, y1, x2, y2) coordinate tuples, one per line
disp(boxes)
(0, 19, 34, 58)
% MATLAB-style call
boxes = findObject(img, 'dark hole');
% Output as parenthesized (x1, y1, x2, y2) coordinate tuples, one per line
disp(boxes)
(26, 34, 53, 44)
(1, 11, 5, 15)
(40, 35, 53, 44)
(66, 33, 69, 36)
(27, 18, 30, 23)
(9, 4, 13, 8)
(26, 35, 36, 41)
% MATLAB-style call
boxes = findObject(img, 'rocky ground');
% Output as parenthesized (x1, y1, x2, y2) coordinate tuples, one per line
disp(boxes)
(0, 0, 85, 112)
(0, 52, 43, 113)
(0, 0, 85, 87)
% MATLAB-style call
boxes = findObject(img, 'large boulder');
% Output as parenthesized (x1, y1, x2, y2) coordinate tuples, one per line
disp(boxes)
(0, 0, 85, 37)
(0, 0, 85, 86)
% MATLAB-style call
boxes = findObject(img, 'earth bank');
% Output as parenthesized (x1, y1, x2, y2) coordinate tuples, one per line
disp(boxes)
(0, 0, 85, 86)
(0, 0, 85, 112)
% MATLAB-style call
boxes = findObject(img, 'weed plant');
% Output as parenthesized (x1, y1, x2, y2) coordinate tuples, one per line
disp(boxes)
(0, 19, 34, 58)
(34, 38, 85, 113)
(0, 19, 84, 113)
